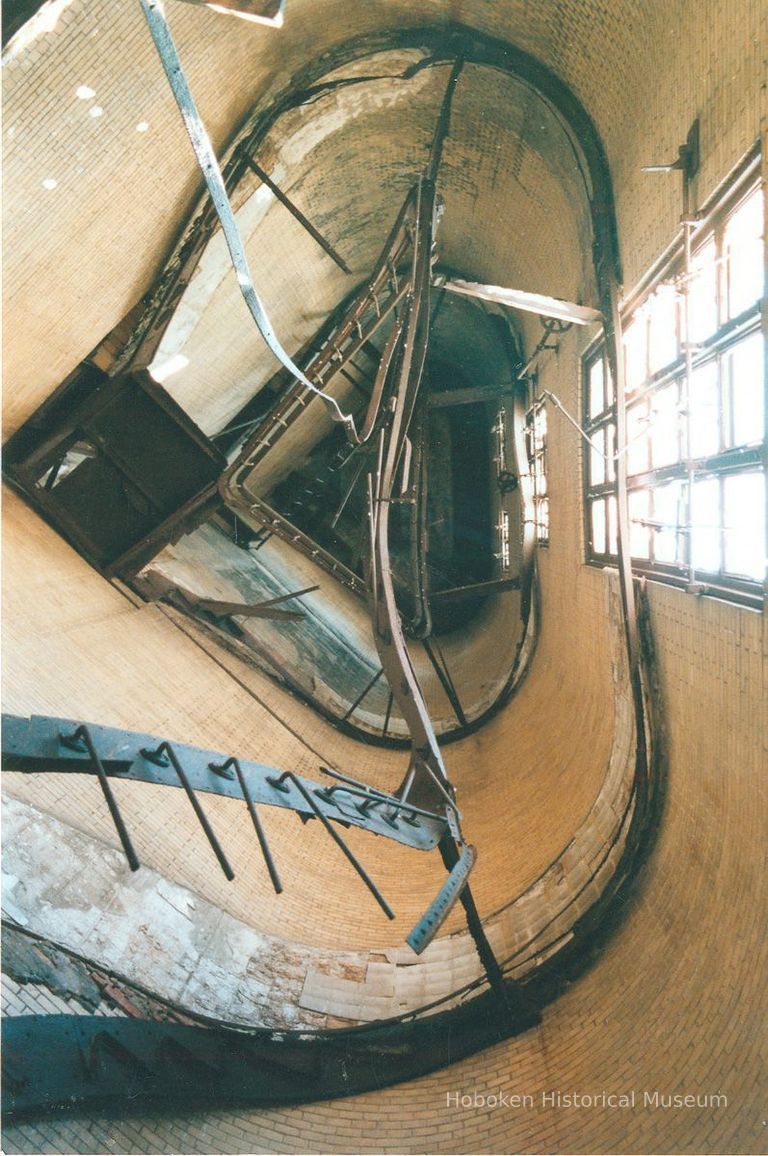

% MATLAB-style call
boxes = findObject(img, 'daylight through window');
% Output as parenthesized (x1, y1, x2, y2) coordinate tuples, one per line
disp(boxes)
(584, 155, 765, 607)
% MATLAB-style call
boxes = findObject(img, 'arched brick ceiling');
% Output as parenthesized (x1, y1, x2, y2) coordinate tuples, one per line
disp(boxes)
(151, 48, 593, 433)
(2, 0, 684, 435)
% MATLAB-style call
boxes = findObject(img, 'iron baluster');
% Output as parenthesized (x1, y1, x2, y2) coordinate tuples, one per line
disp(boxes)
(209, 756, 282, 894)
(266, 772, 394, 920)
(141, 741, 234, 881)
(58, 724, 140, 872)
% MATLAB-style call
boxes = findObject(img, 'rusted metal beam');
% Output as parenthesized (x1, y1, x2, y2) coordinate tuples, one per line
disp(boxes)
(428, 384, 514, 408)
(139, 0, 358, 441)
(440, 277, 602, 326)
(422, 638, 467, 729)
(222, 189, 415, 486)
(3, 715, 445, 851)
(209, 756, 283, 893)
(240, 154, 351, 274)
(426, 58, 464, 183)
(2, 983, 540, 1118)
(137, 575, 318, 623)
(342, 668, 384, 722)
(430, 575, 521, 602)
(364, 179, 457, 820)
(407, 843, 475, 953)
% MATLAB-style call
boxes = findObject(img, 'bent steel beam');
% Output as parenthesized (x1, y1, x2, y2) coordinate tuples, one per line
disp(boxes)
(139, 0, 359, 442)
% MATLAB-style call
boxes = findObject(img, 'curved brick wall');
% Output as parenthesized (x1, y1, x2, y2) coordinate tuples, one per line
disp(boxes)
(1, 561, 639, 1030)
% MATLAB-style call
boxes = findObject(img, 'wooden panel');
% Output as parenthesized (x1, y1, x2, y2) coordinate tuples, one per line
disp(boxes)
(4, 371, 225, 570)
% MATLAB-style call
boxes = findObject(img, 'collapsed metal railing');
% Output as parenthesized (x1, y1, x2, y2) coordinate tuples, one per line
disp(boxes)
(221, 182, 422, 597)
(128, 21, 528, 1000)
(1, 715, 447, 918)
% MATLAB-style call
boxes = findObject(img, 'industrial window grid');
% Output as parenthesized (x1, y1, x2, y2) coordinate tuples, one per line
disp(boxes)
(526, 400, 549, 545)
(583, 152, 765, 609)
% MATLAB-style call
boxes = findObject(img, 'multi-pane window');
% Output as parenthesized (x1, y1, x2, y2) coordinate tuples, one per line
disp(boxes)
(584, 161, 765, 607)
(498, 508, 511, 569)
(493, 408, 512, 568)
(527, 400, 549, 545)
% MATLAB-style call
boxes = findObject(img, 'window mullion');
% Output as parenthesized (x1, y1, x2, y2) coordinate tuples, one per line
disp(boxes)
(582, 161, 764, 604)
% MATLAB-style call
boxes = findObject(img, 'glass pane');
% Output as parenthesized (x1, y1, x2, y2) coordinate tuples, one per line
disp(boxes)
(606, 423, 616, 482)
(590, 426, 606, 486)
(689, 360, 720, 459)
(495, 410, 507, 471)
(607, 495, 618, 555)
(651, 381, 681, 468)
(535, 404, 547, 448)
(623, 318, 647, 392)
(725, 185, 764, 320)
(629, 488, 651, 558)
(653, 481, 685, 564)
(724, 471, 765, 580)
(688, 238, 718, 343)
(648, 284, 679, 373)
(691, 476, 721, 573)
(589, 356, 605, 419)
(538, 499, 550, 543)
(500, 510, 511, 568)
(591, 499, 606, 555)
(605, 362, 615, 406)
(727, 331, 764, 448)
(626, 400, 650, 475)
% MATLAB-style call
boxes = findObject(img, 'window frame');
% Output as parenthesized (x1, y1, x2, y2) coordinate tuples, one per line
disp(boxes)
(583, 149, 766, 610)
(526, 398, 550, 546)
